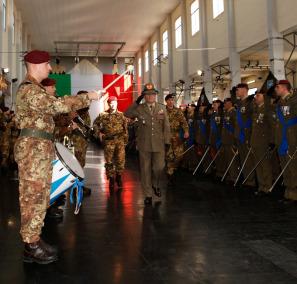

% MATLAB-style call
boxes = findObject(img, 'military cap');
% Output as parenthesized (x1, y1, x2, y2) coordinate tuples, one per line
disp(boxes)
(142, 83, 159, 95)
(165, 93, 175, 101)
(77, 90, 88, 95)
(276, 80, 290, 86)
(236, 83, 249, 90)
(107, 96, 118, 103)
(24, 50, 50, 64)
(41, 78, 56, 87)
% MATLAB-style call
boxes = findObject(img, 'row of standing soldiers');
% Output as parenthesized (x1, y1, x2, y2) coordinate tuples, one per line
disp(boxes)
(170, 80, 297, 203)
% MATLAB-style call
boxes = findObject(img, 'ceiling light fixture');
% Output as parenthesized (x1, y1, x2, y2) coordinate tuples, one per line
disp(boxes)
(247, 79, 256, 84)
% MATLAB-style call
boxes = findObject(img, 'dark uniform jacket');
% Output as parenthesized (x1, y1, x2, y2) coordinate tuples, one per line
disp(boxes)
(221, 107, 236, 146)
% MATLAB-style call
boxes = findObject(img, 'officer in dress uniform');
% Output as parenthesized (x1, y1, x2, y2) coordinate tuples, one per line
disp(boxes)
(14, 50, 103, 264)
(234, 83, 255, 187)
(125, 83, 171, 205)
(274, 80, 297, 203)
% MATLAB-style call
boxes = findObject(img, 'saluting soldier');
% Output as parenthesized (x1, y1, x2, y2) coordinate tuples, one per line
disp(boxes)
(221, 98, 239, 184)
(93, 96, 128, 191)
(234, 83, 255, 187)
(165, 94, 189, 185)
(125, 83, 171, 205)
(250, 91, 274, 195)
(274, 80, 297, 203)
(14, 50, 103, 264)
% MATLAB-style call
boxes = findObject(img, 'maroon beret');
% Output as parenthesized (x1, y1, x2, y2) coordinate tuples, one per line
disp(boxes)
(41, 78, 56, 87)
(24, 50, 50, 64)
(276, 80, 290, 85)
(107, 96, 118, 103)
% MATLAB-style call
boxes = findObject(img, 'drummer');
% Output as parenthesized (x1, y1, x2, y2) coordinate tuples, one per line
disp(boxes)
(14, 50, 104, 264)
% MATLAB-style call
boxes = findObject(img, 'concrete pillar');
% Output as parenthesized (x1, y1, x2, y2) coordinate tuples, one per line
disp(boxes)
(168, 14, 175, 93)
(267, 0, 285, 80)
(199, 0, 212, 102)
(227, 0, 241, 87)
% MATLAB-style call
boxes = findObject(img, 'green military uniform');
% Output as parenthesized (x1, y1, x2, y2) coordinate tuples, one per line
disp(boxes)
(7, 116, 20, 166)
(166, 106, 189, 176)
(93, 110, 128, 178)
(71, 109, 91, 167)
(125, 101, 171, 198)
(14, 74, 90, 243)
(275, 93, 297, 200)
(221, 106, 239, 183)
(209, 109, 224, 177)
(234, 97, 255, 186)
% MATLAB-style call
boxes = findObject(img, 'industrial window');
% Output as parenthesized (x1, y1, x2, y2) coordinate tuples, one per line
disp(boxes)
(191, 0, 200, 35)
(2, 0, 7, 31)
(162, 30, 168, 58)
(175, 17, 182, 48)
(153, 41, 158, 66)
(138, 58, 142, 77)
(145, 50, 149, 72)
(213, 0, 224, 19)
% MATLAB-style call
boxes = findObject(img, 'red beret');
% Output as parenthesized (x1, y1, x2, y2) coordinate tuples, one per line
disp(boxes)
(107, 96, 118, 103)
(41, 78, 56, 87)
(276, 80, 290, 85)
(24, 50, 50, 64)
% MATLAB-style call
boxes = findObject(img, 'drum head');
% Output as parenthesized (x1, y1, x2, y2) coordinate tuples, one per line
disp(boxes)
(55, 143, 85, 179)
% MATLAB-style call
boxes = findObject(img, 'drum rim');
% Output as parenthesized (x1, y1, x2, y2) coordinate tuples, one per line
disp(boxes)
(55, 144, 84, 181)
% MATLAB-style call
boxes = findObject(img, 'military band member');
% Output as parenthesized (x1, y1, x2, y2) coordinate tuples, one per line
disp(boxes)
(234, 83, 255, 187)
(274, 80, 297, 203)
(125, 83, 171, 205)
(14, 50, 103, 264)
(93, 96, 128, 191)
(165, 94, 189, 185)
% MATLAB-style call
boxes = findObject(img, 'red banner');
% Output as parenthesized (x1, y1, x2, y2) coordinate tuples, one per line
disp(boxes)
(103, 74, 133, 112)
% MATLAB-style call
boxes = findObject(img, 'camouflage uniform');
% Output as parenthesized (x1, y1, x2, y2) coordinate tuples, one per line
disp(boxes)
(0, 110, 4, 162)
(0, 117, 10, 168)
(7, 116, 20, 165)
(14, 75, 90, 243)
(70, 109, 91, 167)
(166, 106, 189, 175)
(93, 110, 128, 178)
(54, 113, 72, 143)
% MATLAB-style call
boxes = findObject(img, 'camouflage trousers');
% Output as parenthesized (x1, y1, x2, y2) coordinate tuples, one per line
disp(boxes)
(166, 136, 184, 175)
(0, 133, 10, 166)
(14, 137, 54, 243)
(72, 134, 88, 168)
(103, 139, 126, 178)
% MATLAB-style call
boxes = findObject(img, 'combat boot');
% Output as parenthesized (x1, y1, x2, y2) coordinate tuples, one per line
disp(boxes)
(39, 238, 58, 255)
(115, 174, 123, 188)
(23, 240, 58, 264)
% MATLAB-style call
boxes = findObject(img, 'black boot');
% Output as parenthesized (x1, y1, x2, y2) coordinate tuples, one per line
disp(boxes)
(39, 238, 58, 255)
(23, 240, 58, 264)
(144, 197, 152, 205)
(115, 174, 123, 188)
(109, 177, 115, 192)
(46, 206, 63, 219)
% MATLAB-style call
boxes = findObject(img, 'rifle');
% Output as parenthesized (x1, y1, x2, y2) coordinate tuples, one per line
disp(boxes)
(221, 147, 239, 182)
(204, 147, 222, 174)
(234, 147, 253, 187)
(193, 146, 210, 176)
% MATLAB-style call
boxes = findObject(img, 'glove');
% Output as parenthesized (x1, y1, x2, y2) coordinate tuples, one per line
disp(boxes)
(136, 94, 145, 105)
(268, 143, 276, 151)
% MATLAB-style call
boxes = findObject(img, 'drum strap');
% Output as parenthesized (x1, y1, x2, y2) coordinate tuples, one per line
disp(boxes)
(20, 128, 54, 141)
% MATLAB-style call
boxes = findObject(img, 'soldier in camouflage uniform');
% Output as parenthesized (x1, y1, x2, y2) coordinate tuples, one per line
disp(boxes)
(0, 109, 5, 167)
(0, 107, 10, 171)
(6, 112, 20, 168)
(165, 94, 189, 185)
(93, 96, 128, 191)
(14, 50, 103, 264)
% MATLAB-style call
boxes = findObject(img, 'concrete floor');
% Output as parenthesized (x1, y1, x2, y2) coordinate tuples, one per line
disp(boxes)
(1, 143, 297, 284)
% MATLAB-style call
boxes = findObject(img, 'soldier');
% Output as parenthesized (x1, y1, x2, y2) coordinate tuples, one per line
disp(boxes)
(250, 91, 274, 195)
(165, 94, 189, 185)
(208, 100, 224, 178)
(221, 98, 239, 184)
(125, 83, 171, 205)
(14, 50, 103, 264)
(93, 96, 128, 191)
(234, 83, 255, 187)
(274, 80, 297, 203)
(0, 107, 11, 172)
(6, 112, 20, 169)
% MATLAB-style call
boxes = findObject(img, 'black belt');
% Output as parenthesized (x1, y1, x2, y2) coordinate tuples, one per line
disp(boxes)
(19, 128, 54, 141)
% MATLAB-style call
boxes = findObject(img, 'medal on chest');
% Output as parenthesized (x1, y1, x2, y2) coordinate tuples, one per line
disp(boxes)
(281, 105, 290, 116)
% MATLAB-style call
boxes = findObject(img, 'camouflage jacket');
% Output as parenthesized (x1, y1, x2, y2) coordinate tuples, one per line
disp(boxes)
(71, 109, 91, 141)
(166, 107, 189, 137)
(93, 110, 128, 141)
(15, 75, 91, 134)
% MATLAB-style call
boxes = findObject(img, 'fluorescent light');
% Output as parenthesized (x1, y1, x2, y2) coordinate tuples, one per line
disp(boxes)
(197, 70, 203, 76)
(212, 91, 217, 94)
(2, 68, 9, 74)
(247, 79, 255, 84)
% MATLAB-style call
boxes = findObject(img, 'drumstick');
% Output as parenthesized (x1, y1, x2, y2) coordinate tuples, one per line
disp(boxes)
(96, 65, 134, 97)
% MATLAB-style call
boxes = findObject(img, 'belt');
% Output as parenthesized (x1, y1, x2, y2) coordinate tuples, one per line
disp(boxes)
(19, 128, 54, 141)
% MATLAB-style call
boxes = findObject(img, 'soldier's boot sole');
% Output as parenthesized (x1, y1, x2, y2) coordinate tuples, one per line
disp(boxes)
(23, 255, 58, 265)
